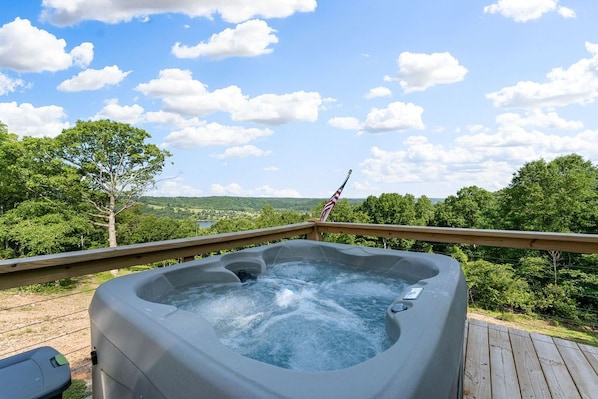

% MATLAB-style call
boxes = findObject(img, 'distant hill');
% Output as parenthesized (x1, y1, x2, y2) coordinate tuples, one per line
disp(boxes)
(138, 196, 444, 220)
(139, 196, 365, 214)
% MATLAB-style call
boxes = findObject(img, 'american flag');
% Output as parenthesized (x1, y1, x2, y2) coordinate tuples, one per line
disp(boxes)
(319, 169, 352, 222)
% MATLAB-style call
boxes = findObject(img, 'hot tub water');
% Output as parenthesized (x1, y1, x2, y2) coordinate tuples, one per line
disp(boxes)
(156, 259, 409, 371)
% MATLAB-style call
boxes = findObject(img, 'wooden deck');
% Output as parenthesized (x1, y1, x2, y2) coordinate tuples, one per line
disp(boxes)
(464, 319, 598, 399)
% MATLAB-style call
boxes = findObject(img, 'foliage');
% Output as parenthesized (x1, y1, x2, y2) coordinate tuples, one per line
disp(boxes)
(0, 200, 105, 257)
(2, 129, 598, 333)
(434, 186, 498, 229)
(56, 120, 171, 247)
(463, 259, 535, 313)
(117, 205, 196, 245)
(499, 154, 598, 233)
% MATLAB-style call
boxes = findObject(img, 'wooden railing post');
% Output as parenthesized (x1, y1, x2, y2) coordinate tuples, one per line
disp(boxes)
(306, 219, 320, 241)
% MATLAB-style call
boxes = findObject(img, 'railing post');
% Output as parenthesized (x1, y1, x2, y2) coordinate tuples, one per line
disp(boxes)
(306, 219, 320, 241)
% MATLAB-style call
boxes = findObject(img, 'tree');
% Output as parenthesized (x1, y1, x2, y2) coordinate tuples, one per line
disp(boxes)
(57, 120, 171, 247)
(500, 154, 598, 233)
(434, 186, 497, 229)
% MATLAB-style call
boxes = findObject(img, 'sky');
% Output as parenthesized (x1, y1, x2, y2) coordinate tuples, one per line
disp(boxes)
(1, 1, 598, 199)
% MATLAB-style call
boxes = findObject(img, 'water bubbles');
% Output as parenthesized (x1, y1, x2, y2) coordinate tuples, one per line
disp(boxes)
(156, 260, 408, 371)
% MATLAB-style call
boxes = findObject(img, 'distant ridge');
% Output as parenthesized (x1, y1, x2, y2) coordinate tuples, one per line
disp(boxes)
(140, 196, 444, 213)
(140, 196, 364, 213)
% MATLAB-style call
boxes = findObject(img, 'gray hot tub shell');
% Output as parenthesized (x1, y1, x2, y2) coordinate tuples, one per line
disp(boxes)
(90, 240, 467, 399)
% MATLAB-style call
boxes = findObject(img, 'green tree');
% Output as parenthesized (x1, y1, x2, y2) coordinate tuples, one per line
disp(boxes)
(56, 120, 171, 247)
(0, 200, 104, 257)
(0, 123, 28, 211)
(463, 259, 535, 313)
(117, 206, 195, 245)
(414, 195, 435, 226)
(500, 154, 598, 233)
(358, 193, 419, 249)
(434, 186, 497, 229)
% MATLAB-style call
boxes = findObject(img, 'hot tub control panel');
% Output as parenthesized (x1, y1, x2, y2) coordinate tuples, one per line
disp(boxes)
(403, 287, 423, 300)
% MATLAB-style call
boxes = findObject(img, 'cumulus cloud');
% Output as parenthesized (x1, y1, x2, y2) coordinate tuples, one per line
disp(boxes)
(136, 68, 322, 124)
(363, 102, 425, 132)
(57, 66, 131, 92)
(365, 86, 392, 99)
(495, 109, 583, 130)
(162, 121, 273, 149)
(483, 0, 575, 22)
(172, 20, 278, 59)
(41, 0, 317, 26)
(148, 177, 203, 197)
(93, 99, 145, 124)
(0, 102, 69, 138)
(357, 105, 597, 197)
(0, 18, 93, 72)
(211, 182, 300, 197)
(0, 73, 27, 95)
(231, 91, 322, 125)
(486, 42, 598, 108)
(214, 145, 272, 159)
(328, 117, 361, 130)
(328, 102, 425, 133)
(136, 69, 246, 116)
(396, 51, 467, 93)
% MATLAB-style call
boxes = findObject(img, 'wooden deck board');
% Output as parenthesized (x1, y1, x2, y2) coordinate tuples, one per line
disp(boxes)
(464, 319, 597, 398)
(464, 319, 491, 398)
(488, 324, 521, 399)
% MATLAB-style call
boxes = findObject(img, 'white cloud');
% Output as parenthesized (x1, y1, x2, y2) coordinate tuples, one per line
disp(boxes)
(397, 51, 467, 93)
(486, 42, 598, 108)
(558, 7, 576, 19)
(358, 105, 598, 196)
(137, 69, 322, 125)
(57, 65, 131, 92)
(0, 18, 93, 72)
(162, 121, 273, 149)
(0, 73, 27, 95)
(211, 182, 244, 195)
(172, 20, 278, 60)
(363, 102, 425, 132)
(93, 99, 145, 124)
(41, 0, 317, 25)
(148, 177, 203, 196)
(211, 182, 300, 197)
(264, 166, 279, 172)
(0, 101, 69, 138)
(328, 116, 361, 130)
(136, 69, 246, 116)
(365, 86, 392, 99)
(214, 145, 272, 159)
(483, 0, 574, 22)
(495, 109, 583, 130)
(231, 91, 322, 125)
(70, 42, 94, 68)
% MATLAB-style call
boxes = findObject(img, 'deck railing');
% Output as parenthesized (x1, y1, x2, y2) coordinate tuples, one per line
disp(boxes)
(1, 221, 597, 290)
(1, 221, 598, 387)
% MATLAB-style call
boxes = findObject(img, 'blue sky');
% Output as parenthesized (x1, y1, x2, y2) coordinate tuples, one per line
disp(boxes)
(1, 1, 597, 199)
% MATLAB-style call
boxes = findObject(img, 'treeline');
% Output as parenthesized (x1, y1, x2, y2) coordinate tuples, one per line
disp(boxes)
(138, 196, 367, 220)
(1, 119, 598, 330)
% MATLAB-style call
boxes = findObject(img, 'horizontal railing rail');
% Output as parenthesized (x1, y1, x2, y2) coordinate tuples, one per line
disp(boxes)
(0, 222, 316, 290)
(1, 221, 597, 290)
(313, 222, 598, 253)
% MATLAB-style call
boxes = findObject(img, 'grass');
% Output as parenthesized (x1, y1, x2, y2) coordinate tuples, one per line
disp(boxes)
(63, 379, 92, 399)
(469, 307, 598, 347)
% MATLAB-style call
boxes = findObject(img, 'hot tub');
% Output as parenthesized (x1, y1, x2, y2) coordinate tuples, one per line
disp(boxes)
(90, 240, 467, 399)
